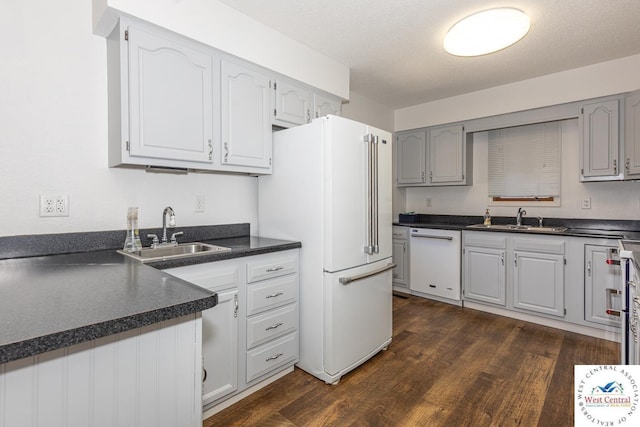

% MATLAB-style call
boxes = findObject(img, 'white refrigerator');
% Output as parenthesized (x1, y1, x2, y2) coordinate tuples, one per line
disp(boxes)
(258, 115, 394, 384)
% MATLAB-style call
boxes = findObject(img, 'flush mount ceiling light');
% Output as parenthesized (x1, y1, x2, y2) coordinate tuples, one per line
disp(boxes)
(444, 8, 530, 56)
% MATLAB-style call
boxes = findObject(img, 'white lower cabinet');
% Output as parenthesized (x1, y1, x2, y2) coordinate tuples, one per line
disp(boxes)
(513, 250, 565, 317)
(392, 226, 410, 292)
(164, 249, 299, 411)
(463, 244, 506, 306)
(463, 231, 621, 334)
(584, 244, 622, 327)
(202, 289, 239, 404)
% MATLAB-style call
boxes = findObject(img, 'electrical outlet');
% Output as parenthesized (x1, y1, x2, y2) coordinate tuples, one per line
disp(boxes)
(40, 194, 69, 217)
(581, 196, 591, 209)
(195, 195, 205, 213)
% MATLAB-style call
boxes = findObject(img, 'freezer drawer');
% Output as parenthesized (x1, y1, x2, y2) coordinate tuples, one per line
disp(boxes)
(323, 260, 393, 379)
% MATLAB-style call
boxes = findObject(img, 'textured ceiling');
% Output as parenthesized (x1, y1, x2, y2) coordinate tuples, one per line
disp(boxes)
(218, 0, 640, 109)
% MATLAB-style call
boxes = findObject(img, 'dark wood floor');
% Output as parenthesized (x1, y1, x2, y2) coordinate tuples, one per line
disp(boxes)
(205, 294, 619, 427)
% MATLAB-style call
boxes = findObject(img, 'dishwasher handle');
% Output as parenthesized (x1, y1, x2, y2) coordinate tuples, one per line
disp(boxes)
(410, 233, 454, 241)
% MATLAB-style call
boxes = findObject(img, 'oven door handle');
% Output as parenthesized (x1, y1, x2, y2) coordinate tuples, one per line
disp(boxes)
(339, 263, 396, 285)
(606, 287, 621, 316)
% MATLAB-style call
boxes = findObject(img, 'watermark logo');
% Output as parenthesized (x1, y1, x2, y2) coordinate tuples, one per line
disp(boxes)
(575, 365, 640, 426)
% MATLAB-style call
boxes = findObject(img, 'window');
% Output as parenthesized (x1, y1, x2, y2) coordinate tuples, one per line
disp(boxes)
(488, 121, 561, 204)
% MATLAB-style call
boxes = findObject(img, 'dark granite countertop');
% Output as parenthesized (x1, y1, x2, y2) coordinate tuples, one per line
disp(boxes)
(394, 214, 640, 240)
(0, 223, 300, 364)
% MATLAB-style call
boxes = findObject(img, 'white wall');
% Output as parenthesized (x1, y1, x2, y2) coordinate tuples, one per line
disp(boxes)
(93, 0, 350, 99)
(404, 120, 640, 221)
(395, 54, 640, 131)
(0, 0, 258, 236)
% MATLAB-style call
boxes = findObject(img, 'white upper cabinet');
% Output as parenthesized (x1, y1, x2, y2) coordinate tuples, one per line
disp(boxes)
(579, 98, 621, 181)
(221, 60, 272, 172)
(428, 124, 465, 184)
(396, 125, 471, 187)
(396, 130, 426, 185)
(313, 93, 342, 119)
(272, 80, 311, 127)
(108, 19, 218, 170)
(624, 91, 640, 177)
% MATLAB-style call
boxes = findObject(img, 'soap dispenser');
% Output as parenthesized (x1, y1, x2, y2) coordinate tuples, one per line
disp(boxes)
(483, 208, 492, 226)
(123, 207, 143, 252)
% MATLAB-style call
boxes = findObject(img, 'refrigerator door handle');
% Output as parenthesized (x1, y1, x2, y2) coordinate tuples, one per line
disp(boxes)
(364, 134, 375, 255)
(338, 263, 397, 285)
(373, 134, 379, 254)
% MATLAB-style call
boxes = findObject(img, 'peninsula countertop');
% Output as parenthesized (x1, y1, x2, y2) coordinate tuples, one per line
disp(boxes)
(0, 224, 301, 364)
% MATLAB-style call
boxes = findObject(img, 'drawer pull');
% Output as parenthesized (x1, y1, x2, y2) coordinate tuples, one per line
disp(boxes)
(265, 322, 284, 331)
(266, 292, 284, 299)
(266, 266, 284, 272)
(265, 352, 284, 362)
(605, 288, 621, 316)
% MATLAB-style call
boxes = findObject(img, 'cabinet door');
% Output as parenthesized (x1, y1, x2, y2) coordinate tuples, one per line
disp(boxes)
(392, 239, 408, 287)
(313, 93, 342, 118)
(127, 24, 214, 164)
(580, 99, 620, 179)
(428, 125, 464, 184)
(202, 288, 238, 405)
(584, 245, 622, 327)
(396, 131, 426, 185)
(513, 251, 564, 317)
(273, 80, 311, 127)
(221, 61, 272, 169)
(625, 91, 640, 176)
(463, 247, 506, 306)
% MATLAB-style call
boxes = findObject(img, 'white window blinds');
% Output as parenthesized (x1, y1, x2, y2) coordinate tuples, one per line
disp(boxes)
(488, 121, 561, 198)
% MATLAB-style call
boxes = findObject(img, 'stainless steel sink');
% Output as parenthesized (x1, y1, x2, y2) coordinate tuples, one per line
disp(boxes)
(118, 242, 231, 263)
(466, 224, 568, 233)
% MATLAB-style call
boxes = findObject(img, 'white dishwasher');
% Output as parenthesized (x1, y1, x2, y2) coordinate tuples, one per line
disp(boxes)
(409, 228, 461, 304)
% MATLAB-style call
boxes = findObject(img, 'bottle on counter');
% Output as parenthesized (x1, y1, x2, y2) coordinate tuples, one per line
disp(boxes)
(483, 208, 492, 226)
(123, 207, 143, 252)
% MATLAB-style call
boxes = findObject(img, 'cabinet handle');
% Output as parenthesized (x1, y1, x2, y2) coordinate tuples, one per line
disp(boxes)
(605, 288, 621, 316)
(626, 158, 631, 173)
(202, 368, 207, 383)
(403, 242, 406, 252)
(266, 292, 284, 299)
(224, 142, 229, 163)
(265, 352, 284, 362)
(587, 261, 591, 277)
(429, 170, 433, 182)
(501, 254, 504, 266)
(266, 266, 284, 272)
(613, 159, 618, 175)
(265, 322, 284, 331)
(208, 139, 213, 161)
(514, 257, 518, 267)
(421, 171, 425, 181)
(307, 109, 311, 123)
(233, 294, 238, 318)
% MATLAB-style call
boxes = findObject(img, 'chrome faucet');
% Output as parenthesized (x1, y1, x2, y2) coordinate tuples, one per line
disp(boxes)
(148, 206, 182, 248)
(516, 207, 527, 226)
(161, 206, 176, 244)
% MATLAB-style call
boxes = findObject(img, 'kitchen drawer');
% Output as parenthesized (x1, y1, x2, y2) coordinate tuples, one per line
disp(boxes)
(246, 303, 297, 349)
(246, 332, 298, 383)
(463, 232, 506, 249)
(246, 274, 298, 315)
(392, 226, 409, 240)
(246, 253, 298, 283)
(513, 237, 565, 254)
(164, 259, 240, 292)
